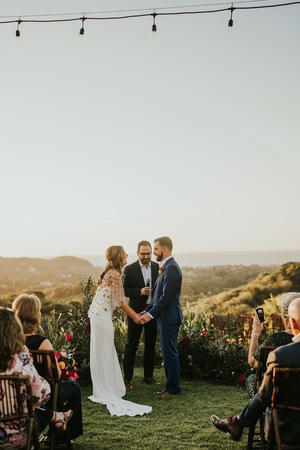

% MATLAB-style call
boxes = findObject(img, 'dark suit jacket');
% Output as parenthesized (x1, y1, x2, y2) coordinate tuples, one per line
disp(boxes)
(123, 260, 159, 313)
(259, 340, 300, 400)
(146, 257, 183, 325)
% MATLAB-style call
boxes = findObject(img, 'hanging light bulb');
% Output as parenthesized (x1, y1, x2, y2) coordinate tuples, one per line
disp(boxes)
(15, 19, 21, 37)
(228, 5, 234, 28)
(152, 12, 157, 33)
(79, 17, 85, 35)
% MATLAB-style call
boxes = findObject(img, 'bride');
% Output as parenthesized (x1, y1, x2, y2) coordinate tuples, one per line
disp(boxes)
(88, 245, 152, 416)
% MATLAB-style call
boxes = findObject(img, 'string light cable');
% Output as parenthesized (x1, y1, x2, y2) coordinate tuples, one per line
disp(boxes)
(0, 0, 299, 34)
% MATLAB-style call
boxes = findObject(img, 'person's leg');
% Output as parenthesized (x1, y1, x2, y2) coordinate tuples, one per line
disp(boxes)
(59, 381, 83, 440)
(210, 392, 269, 441)
(143, 319, 157, 379)
(238, 392, 269, 427)
(159, 324, 181, 395)
(123, 316, 143, 382)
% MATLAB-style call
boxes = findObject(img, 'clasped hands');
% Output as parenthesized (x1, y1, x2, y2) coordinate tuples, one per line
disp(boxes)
(133, 311, 152, 325)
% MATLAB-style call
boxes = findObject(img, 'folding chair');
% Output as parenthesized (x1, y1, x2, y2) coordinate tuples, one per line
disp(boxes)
(247, 346, 277, 450)
(267, 367, 300, 450)
(30, 350, 73, 450)
(0, 374, 41, 450)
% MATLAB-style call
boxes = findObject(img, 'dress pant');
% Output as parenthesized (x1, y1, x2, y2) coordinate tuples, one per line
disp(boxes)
(47, 381, 83, 440)
(238, 392, 268, 427)
(124, 315, 157, 381)
(158, 323, 181, 395)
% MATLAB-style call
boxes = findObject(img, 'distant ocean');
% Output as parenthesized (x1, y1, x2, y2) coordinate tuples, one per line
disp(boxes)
(81, 250, 300, 269)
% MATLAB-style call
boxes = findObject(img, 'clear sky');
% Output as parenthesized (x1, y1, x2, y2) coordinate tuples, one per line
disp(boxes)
(1, 0, 300, 258)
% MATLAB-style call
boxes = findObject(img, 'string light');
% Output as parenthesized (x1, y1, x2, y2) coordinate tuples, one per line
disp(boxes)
(152, 12, 157, 33)
(79, 17, 85, 35)
(0, 0, 299, 37)
(228, 4, 234, 27)
(15, 19, 21, 37)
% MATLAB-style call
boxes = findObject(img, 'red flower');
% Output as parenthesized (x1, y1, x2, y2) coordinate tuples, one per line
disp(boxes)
(238, 374, 245, 384)
(86, 322, 91, 333)
(201, 331, 207, 337)
(181, 337, 190, 345)
(65, 333, 73, 342)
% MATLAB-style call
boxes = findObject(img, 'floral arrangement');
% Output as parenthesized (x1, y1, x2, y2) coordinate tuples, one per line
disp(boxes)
(55, 347, 80, 381)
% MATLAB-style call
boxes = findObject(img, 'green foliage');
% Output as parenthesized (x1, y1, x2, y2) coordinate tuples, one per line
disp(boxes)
(41, 276, 95, 384)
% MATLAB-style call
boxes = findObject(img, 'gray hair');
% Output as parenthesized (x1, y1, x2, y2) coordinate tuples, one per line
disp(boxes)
(277, 292, 300, 318)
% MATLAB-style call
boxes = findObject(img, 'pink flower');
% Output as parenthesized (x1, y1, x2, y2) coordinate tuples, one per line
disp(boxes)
(201, 331, 207, 337)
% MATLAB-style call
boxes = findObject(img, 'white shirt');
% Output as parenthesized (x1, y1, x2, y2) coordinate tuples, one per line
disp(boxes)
(139, 260, 152, 304)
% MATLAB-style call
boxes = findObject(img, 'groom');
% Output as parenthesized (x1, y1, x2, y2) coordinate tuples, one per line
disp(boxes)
(139, 236, 183, 397)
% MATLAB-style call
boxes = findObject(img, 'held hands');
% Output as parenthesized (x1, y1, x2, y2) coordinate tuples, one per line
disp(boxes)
(136, 311, 152, 325)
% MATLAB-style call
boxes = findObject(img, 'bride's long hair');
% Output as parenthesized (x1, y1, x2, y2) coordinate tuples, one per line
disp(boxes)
(98, 245, 125, 283)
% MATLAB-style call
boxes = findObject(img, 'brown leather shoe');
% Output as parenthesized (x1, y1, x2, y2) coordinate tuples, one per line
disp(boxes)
(159, 391, 181, 398)
(143, 377, 161, 385)
(156, 389, 167, 395)
(124, 380, 133, 389)
(210, 415, 243, 441)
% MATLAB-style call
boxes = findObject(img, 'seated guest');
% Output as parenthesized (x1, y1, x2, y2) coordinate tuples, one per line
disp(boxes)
(210, 296, 300, 445)
(246, 292, 299, 397)
(12, 294, 83, 441)
(0, 308, 72, 448)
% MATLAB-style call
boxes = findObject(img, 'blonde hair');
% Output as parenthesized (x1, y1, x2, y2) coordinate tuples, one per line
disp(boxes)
(99, 246, 125, 283)
(12, 293, 42, 334)
(0, 308, 25, 371)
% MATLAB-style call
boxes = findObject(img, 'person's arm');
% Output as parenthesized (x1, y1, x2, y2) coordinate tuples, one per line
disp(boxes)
(120, 301, 140, 323)
(248, 310, 264, 368)
(39, 338, 62, 378)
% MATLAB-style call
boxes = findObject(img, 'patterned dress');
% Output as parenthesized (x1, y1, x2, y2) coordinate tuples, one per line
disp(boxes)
(0, 353, 51, 448)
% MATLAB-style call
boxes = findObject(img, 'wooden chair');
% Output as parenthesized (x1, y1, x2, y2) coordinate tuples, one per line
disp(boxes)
(267, 367, 300, 450)
(0, 374, 41, 450)
(247, 346, 277, 450)
(30, 350, 73, 450)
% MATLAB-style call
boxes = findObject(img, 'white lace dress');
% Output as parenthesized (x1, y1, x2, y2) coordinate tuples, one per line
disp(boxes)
(88, 268, 152, 416)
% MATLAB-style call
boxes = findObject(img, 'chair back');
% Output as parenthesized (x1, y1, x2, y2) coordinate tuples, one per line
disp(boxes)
(270, 367, 300, 449)
(29, 350, 74, 450)
(0, 374, 40, 450)
(30, 350, 59, 383)
(255, 346, 277, 392)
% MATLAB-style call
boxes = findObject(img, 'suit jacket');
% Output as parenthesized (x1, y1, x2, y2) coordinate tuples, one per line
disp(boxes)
(259, 341, 300, 400)
(146, 257, 183, 325)
(123, 260, 159, 313)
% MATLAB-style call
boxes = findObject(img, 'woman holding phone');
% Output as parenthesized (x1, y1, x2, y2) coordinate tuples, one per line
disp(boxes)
(246, 292, 299, 397)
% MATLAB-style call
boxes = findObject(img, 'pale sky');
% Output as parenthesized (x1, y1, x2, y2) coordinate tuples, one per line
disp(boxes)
(1, 0, 300, 258)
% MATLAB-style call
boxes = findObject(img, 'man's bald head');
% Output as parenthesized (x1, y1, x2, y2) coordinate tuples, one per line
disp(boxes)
(288, 297, 300, 335)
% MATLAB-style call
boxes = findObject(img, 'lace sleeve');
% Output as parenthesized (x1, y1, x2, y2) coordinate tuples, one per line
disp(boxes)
(106, 269, 125, 307)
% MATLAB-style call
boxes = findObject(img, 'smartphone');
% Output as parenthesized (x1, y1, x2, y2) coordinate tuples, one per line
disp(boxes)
(255, 307, 265, 323)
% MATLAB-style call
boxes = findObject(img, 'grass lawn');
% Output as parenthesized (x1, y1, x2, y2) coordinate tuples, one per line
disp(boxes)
(71, 367, 251, 450)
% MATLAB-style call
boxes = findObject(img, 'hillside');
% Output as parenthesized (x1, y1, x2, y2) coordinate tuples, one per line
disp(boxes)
(192, 262, 300, 314)
(1, 257, 299, 315)
(0, 256, 99, 300)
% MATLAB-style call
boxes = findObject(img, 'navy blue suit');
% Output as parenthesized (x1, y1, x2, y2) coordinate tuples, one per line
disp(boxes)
(146, 257, 183, 394)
